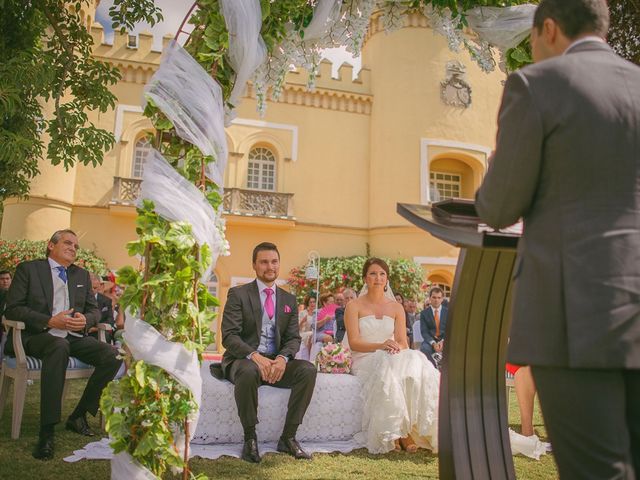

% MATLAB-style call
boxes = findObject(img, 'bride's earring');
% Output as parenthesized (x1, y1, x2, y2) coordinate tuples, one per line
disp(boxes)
(384, 284, 388, 292)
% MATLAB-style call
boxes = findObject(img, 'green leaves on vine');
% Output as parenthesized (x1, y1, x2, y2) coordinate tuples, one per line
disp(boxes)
(116, 200, 216, 352)
(101, 361, 196, 477)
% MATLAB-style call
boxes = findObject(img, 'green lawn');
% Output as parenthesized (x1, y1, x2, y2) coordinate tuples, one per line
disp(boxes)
(0, 378, 558, 479)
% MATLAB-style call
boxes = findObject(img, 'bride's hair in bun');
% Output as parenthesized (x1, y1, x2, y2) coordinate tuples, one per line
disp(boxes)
(362, 257, 390, 279)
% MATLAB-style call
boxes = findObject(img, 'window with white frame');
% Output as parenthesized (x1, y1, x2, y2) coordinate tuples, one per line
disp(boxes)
(433, 283, 452, 298)
(247, 146, 276, 191)
(429, 171, 461, 200)
(205, 272, 219, 307)
(132, 137, 152, 178)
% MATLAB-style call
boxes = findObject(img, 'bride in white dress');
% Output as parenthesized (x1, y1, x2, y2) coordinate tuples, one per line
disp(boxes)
(343, 258, 439, 454)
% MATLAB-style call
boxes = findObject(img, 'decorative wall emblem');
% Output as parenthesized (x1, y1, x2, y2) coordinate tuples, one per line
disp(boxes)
(440, 60, 472, 108)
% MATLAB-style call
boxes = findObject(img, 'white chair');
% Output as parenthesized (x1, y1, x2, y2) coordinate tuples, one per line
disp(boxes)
(412, 320, 424, 350)
(0, 318, 112, 439)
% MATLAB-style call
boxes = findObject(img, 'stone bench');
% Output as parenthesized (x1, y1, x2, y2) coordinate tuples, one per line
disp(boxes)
(192, 361, 364, 444)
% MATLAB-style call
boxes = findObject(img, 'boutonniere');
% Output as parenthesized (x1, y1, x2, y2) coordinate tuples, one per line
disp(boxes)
(284, 305, 292, 313)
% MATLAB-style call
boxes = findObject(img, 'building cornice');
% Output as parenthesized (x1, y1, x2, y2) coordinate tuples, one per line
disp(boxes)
(244, 83, 372, 115)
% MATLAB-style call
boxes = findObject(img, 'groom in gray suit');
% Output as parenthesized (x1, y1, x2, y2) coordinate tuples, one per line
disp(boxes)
(221, 242, 316, 463)
(476, 1, 640, 478)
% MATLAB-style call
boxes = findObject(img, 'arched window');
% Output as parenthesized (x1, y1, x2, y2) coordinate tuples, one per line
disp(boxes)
(132, 137, 151, 178)
(247, 146, 276, 191)
(433, 283, 452, 298)
(205, 272, 218, 301)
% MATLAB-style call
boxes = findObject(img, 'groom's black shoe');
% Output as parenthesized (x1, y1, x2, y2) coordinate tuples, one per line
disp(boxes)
(277, 437, 312, 460)
(241, 438, 261, 463)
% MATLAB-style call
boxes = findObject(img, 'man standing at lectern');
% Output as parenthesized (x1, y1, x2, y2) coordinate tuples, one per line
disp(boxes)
(476, 1, 640, 478)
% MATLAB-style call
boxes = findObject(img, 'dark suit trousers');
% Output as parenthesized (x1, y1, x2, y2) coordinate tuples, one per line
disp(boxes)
(532, 366, 640, 480)
(25, 332, 122, 427)
(226, 358, 317, 430)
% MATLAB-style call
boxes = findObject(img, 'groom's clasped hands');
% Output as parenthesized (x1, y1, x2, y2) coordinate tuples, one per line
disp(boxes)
(251, 352, 287, 384)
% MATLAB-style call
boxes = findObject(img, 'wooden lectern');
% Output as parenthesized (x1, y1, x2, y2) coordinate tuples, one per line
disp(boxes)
(397, 200, 521, 480)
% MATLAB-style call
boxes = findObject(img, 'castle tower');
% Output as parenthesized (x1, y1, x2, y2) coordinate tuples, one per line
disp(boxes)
(361, 12, 504, 259)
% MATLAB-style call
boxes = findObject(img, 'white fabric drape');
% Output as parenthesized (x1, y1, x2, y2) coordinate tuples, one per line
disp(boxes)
(138, 149, 227, 279)
(143, 41, 228, 189)
(219, 0, 266, 121)
(465, 4, 537, 50)
(304, 0, 343, 41)
(110, 314, 204, 479)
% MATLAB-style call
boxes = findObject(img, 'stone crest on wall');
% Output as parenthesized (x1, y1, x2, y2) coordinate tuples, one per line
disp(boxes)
(440, 60, 472, 108)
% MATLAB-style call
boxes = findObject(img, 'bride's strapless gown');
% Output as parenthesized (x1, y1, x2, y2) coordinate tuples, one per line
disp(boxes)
(344, 315, 440, 454)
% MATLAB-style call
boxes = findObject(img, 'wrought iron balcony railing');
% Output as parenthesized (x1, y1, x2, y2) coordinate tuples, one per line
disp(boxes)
(223, 188, 294, 218)
(111, 178, 294, 219)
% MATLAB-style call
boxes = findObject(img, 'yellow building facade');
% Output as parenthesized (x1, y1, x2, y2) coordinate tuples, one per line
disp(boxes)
(1, 8, 506, 347)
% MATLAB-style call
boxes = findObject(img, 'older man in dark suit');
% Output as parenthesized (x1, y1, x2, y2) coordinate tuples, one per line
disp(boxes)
(4, 230, 121, 460)
(221, 242, 317, 463)
(476, 1, 640, 478)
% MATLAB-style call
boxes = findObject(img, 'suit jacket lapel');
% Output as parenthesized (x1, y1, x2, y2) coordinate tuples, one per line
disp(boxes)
(275, 287, 286, 350)
(38, 260, 54, 314)
(247, 280, 263, 335)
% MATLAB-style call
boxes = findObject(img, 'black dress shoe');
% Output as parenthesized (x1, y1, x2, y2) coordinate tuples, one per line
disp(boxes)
(277, 437, 312, 460)
(241, 438, 261, 463)
(33, 435, 54, 460)
(65, 415, 95, 436)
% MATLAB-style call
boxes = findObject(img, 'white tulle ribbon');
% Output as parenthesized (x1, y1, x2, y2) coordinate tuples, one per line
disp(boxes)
(137, 149, 228, 280)
(465, 4, 537, 50)
(111, 452, 159, 480)
(304, 0, 343, 41)
(219, 0, 266, 122)
(111, 314, 203, 479)
(143, 41, 228, 189)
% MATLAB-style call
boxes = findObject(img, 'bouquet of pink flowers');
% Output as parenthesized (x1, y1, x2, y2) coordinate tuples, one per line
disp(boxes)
(315, 342, 352, 374)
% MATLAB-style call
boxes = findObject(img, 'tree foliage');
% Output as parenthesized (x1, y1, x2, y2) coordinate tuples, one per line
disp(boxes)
(609, 0, 640, 65)
(288, 256, 426, 303)
(0, 0, 162, 202)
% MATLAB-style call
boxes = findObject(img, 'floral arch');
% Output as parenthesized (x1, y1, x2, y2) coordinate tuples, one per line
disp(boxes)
(104, 2, 540, 479)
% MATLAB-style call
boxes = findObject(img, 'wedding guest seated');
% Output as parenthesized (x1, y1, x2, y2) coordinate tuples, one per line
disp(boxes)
(296, 295, 316, 360)
(419, 287, 448, 368)
(315, 293, 337, 342)
(423, 295, 431, 311)
(309, 293, 337, 360)
(403, 297, 419, 347)
(334, 291, 345, 309)
(3, 229, 122, 460)
(0, 270, 12, 291)
(0, 270, 11, 359)
(335, 288, 357, 343)
(87, 273, 114, 343)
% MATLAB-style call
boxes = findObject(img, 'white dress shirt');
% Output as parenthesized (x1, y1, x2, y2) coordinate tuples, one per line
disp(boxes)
(48, 257, 70, 338)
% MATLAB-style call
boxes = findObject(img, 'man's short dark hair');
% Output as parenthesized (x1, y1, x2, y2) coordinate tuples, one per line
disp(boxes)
(533, 0, 609, 39)
(46, 229, 78, 257)
(429, 286, 444, 297)
(0, 270, 11, 277)
(252, 242, 280, 263)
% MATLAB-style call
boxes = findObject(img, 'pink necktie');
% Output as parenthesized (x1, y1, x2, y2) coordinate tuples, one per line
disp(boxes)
(264, 288, 275, 319)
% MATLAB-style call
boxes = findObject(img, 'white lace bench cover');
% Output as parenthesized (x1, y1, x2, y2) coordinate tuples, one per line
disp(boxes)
(193, 361, 364, 444)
